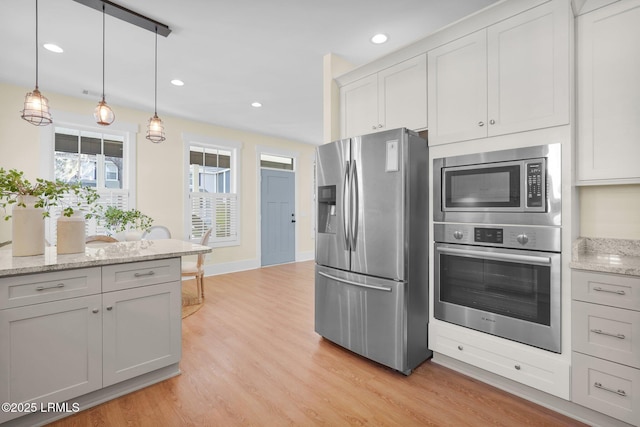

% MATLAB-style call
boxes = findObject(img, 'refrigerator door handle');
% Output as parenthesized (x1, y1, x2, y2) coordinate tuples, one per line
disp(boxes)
(351, 159, 359, 250)
(318, 271, 392, 292)
(342, 161, 351, 251)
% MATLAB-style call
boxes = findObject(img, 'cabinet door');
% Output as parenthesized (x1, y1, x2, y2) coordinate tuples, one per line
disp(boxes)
(427, 30, 487, 145)
(378, 54, 427, 132)
(577, 0, 640, 183)
(102, 282, 181, 387)
(340, 74, 378, 138)
(0, 295, 102, 424)
(487, 0, 569, 137)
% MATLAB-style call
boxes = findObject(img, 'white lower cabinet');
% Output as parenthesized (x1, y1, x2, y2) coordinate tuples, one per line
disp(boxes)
(0, 258, 182, 424)
(0, 294, 103, 424)
(572, 269, 640, 425)
(572, 352, 640, 426)
(430, 321, 570, 399)
(103, 282, 181, 387)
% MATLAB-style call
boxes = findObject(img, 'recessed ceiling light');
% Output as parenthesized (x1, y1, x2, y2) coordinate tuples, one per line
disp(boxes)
(251, 102, 262, 108)
(43, 43, 63, 53)
(370, 33, 388, 44)
(170, 79, 184, 86)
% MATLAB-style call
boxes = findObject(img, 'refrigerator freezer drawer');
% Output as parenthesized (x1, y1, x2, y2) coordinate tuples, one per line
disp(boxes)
(314, 265, 408, 373)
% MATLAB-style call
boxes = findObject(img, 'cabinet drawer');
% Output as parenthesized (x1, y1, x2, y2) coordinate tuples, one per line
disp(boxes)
(572, 270, 640, 311)
(0, 267, 101, 309)
(573, 301, 640, 369)
(102, 258, 180, 292)
(429, 321, 570, 399)
(572, 352, 640, 425)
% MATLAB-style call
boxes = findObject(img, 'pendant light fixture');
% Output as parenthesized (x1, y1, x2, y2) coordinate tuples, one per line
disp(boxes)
(21, 0, 53, 126)
(146, 26, 166, 143)
(94, 3, 115, 126)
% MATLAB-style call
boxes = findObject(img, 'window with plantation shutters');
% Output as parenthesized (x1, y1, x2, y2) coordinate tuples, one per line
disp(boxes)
(45, 125, 134, 245)
(186, 138, 241, 246)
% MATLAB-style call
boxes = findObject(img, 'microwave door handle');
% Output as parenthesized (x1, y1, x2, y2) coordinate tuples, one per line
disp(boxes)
(438, 247, 552, 266)
(343, 161, 350, 251)
(351, 160, 359, 251)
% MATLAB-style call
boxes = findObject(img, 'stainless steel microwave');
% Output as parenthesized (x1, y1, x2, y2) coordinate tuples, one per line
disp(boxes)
(434, 144, 561, 226)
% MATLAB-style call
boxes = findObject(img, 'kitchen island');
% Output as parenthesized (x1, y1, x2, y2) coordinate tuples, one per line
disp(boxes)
(0, 239, 211, 426)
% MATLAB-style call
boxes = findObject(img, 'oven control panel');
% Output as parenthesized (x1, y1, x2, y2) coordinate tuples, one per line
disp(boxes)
(434, 223, 560, 252)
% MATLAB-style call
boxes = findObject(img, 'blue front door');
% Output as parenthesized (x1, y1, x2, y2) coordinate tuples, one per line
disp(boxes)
(261, 169, 295, 266)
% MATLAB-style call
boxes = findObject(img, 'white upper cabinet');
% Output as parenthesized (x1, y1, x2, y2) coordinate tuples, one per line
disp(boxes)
(428, 0, 570, 145)
(576, 0, 640, 184)
(341, 54, 427, 138)
(428, 30, 488, 144)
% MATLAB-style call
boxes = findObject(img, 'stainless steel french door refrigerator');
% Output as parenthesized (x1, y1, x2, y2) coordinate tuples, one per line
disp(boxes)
(315, 127, 431, 374)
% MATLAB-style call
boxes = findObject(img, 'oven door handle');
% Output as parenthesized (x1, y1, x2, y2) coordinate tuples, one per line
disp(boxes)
(437, 247, 552, 266)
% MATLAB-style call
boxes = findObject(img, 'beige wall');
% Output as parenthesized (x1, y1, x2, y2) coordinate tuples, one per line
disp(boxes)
(0, 82, 316, 268)
(579, 185, 640, 239)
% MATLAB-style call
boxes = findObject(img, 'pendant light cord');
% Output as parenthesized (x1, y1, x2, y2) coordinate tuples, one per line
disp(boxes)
(154, 26, 158, 115)
(101, 4, 106, 99)
(35, 0, 39, 89)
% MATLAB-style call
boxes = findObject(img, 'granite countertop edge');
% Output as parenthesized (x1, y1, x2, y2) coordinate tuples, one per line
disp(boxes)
(0, 239, 212, 278)
(570, 237, 640, 277)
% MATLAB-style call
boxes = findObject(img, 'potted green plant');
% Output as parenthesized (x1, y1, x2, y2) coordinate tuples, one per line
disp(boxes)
(98, 206, 154, 241)
(0, 168, 99, 256)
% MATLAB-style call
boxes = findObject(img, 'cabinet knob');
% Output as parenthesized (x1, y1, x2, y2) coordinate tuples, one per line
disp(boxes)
(478, 121, 485, 127)
(92, 308, 99, 314)
(372, 125, 377, 130)
(378, 124, 383, 128)
(489, 119, 496, 125)
(457, 345, 463, 351)
(107, 306, 113, 311)
(515, 365, 521, 370)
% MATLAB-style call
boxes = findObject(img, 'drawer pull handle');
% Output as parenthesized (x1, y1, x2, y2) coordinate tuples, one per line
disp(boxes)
(590, 329, 626, 340)
(134, 271, 155, 277)
(594, 382, 627, 397)
(514, 365, 521, 370)
(36, 283, 65, 291)
(457, 345, 463, 351)
(593, 287, 625, 295)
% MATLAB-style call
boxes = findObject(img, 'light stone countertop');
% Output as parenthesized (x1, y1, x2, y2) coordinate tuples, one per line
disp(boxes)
(570, 237, 640, 277)
(0, 239, 211, 278)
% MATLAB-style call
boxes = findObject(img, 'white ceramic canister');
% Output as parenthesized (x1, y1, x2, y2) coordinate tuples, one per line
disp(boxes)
(11, 195, 45, 257)
(56, 212, 86, 254)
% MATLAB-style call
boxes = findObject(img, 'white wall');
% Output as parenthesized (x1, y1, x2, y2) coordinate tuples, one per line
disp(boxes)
(579, 185, 640, 239)
(0, 82, 317, 270)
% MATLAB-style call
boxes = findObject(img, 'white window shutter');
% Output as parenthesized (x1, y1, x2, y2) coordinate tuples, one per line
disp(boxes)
(190, 192, 238, 244)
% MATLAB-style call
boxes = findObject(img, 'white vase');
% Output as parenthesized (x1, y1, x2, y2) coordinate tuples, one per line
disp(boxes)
(11, 195, 45, 257)
(57, 213, 86, 254)
(125, 230, 143, 241)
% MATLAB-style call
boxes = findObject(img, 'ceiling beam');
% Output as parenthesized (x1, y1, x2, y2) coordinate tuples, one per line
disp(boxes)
(71, 0, 171, 37)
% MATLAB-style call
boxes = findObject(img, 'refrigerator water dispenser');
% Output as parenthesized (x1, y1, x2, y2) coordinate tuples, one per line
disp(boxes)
(318, 185, 336, 234)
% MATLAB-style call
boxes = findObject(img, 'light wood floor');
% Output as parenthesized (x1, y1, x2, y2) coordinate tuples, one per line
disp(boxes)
(52, 261, 585, 426)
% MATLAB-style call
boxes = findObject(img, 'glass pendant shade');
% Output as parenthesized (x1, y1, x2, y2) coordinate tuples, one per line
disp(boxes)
(21, 87, 52, 126)
(22, 0, 52, 126)
(94, 96, 115, 125)
(146, 113, 166, 143)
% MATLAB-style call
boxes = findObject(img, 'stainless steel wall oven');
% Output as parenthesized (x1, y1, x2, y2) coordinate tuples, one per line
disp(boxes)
(433, 144, 562, 353)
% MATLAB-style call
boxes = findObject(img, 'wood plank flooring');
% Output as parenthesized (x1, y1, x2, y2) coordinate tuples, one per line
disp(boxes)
(51, 261, 586, 426)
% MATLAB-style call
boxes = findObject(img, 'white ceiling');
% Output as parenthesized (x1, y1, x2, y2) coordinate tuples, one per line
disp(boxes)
(0, 0, 499, 145)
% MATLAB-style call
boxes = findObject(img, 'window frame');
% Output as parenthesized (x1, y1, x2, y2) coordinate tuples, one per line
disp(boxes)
(182, 132, 242, 247)
(39, 111, 138, 242)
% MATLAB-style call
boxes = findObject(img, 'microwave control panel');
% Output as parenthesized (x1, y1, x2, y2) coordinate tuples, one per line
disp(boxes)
(526, 161, 544, 208)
